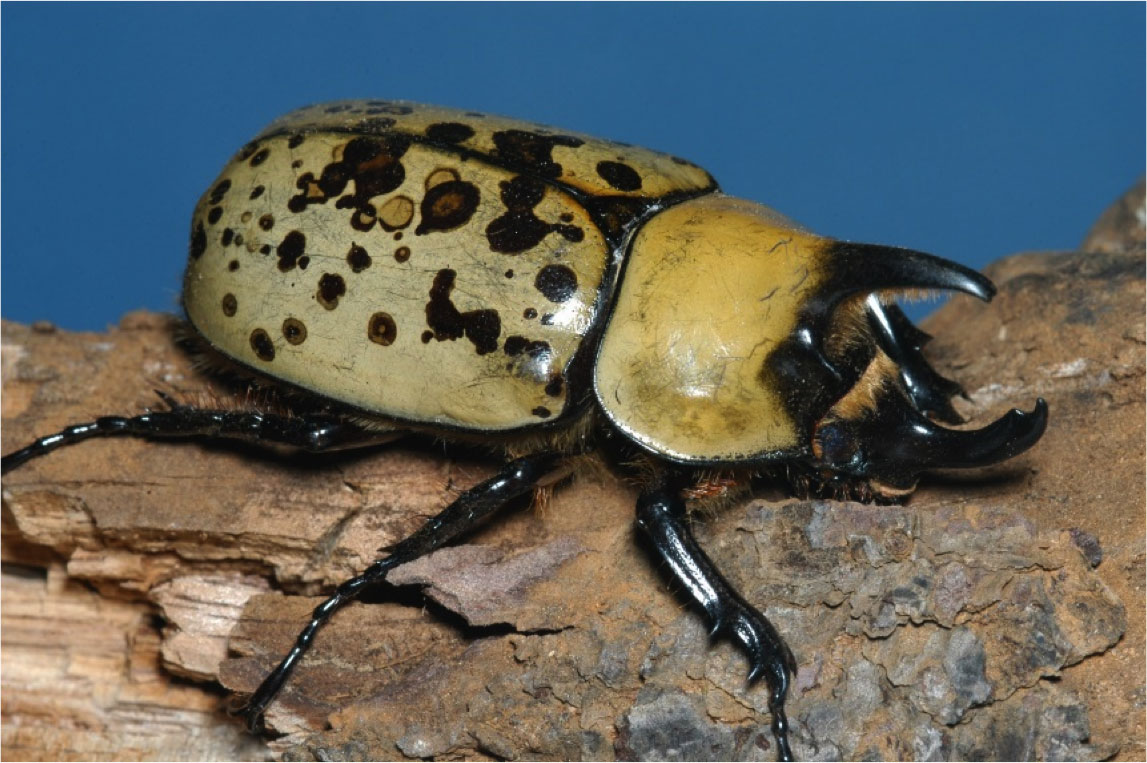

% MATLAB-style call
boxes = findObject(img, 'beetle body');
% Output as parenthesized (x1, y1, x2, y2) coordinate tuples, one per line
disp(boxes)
(185, 100, 1044, 494)
(5, 100, 1049, 761)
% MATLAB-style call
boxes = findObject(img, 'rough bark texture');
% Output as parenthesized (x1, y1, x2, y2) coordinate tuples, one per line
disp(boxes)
(3, 179, 1143, 761)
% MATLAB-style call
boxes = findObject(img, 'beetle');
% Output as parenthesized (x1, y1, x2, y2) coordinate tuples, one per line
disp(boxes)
(2, 100, 1047, 761)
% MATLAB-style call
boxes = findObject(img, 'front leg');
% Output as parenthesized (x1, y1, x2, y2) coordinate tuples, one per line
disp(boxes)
(636, 482, 796, 762)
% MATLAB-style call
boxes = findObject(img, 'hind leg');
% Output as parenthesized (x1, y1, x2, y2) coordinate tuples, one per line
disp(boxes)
(2, 393, 397, 472)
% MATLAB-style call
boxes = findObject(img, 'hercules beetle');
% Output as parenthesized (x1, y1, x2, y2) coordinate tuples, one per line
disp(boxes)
(2, 100, 1048, 761)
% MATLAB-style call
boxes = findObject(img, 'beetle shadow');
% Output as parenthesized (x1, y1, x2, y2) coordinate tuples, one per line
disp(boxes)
(916, 464, 1037, 494)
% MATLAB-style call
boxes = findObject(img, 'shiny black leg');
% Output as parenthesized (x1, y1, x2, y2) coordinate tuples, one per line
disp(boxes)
(1, 393, 391, 473)
(636, 481, 795, 762)
(240, 451, 560, 730)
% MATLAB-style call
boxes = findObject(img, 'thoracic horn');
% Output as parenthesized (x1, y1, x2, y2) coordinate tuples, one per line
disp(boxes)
(811, 242, 996, 320)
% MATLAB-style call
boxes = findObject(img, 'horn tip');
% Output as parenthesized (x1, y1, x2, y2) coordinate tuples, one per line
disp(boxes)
(1004, 397, 1049, 455)
(965, 271, 996, 302)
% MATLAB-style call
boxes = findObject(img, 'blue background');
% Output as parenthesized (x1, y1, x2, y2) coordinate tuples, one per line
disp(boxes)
(2, 2, 1143, 330)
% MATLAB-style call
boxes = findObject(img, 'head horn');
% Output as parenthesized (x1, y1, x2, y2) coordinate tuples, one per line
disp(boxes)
(814, 396, 1049, 491)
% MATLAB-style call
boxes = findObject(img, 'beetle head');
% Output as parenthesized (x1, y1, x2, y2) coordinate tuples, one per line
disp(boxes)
(782, 241, 1049, 497)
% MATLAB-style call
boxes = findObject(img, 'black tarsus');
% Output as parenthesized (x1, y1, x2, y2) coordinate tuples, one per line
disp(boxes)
(636, 477, 795, 762)
(1, 395, 392, 474)
(239, 451, 561, 729)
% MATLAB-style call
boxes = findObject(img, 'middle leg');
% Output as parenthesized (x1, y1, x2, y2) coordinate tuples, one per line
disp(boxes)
(240, 450, 562, 728)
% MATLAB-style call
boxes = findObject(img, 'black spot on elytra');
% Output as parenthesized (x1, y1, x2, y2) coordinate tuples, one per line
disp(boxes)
(288, 135, 411, 220)
(394, 246, 411, 263)
(207, 207, 223, 225)
(584, 196, 650, 241)
(425, 269, 501, 355)
(532, 406, 552, 419)
(250, 185, 265, 200)
(259, 244, 271, 255)
(259, 214, 274, 231)
(503, 335, 551, 359)
(249, 148, 270, 167)
(368, 312, 398, 346)
(421, 330, 433, 343)
(351, 205, 377, 232)
(545, 374, 564, 397)
(317, 273, 346, 310)
(355, 116, 398, 133)
(228, 260, 240, 271)
(282, 317, 307, 345)
(346, 244, 372, 272)
(234, 233, 243, 246)
(505, 269, 514, 278)
(208, 179, 231, 205)
(426, 122, 476, 144)
(250, 328, 275, 361)
(276, 231, 307, 272)
(416, 180, 481, 235)
(190, 221, 207, 259)
(492, 130, 584, 179)
(596, 160, 642, 191)
(221, 293, 237, 317)
(221, 228, 234, 246)
(523, 307, 538, 320)
(535, 264, 578, 303)
(237, 142, 259, 161)
(287, 134, 306, 149)
(485, 176, 584, 253)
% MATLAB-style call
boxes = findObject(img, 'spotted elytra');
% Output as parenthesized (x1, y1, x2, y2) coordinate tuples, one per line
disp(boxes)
(2, 99, 1048, 761)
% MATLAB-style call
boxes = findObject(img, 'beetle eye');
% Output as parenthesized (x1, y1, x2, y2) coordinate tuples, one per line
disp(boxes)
(814, 420, 861, 468)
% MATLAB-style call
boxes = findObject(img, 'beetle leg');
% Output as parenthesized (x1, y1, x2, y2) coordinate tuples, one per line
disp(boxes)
(636, 481, 795, 762)
(866, 297, 966, 424)
(239, 451, 561, 730)
(1, 400, 396, 473)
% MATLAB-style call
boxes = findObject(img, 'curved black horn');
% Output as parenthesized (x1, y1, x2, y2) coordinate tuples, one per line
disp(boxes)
(890, 397, 1049, 470)
(819, 242, 996, 312)
(815, 397, 1049, 490)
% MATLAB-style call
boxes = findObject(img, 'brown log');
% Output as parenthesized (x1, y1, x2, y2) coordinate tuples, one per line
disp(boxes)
(3, 180, 1142, 760)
